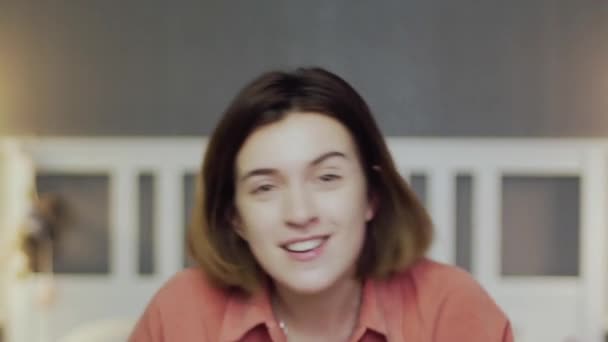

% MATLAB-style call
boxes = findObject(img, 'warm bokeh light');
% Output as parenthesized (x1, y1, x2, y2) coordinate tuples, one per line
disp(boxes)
(0, 21, 28, 135)
(0, 48, 12, 133)
(0, 60, 6, 132)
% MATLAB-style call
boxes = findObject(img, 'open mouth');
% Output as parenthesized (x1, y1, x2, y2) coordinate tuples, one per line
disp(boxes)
(282, 237, 326, 253)
(280, 235, 330, 261)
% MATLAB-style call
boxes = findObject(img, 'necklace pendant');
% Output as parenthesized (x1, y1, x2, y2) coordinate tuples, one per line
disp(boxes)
(279, 320, 288, 335)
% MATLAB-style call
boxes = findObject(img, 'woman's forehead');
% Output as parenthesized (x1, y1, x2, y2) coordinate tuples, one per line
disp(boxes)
(235, 113, 358, 172)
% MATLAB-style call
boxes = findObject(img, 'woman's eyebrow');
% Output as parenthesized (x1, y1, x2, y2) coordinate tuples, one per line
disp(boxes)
(239, 151, 348, 183)
(239, 168, 277, 183)
(310, 151, 348, 166)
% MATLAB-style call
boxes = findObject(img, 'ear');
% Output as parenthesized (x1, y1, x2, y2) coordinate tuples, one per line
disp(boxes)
(365, 165, 381, 222)
(228, 207, 248, 241)
(365, 190, 379, 222)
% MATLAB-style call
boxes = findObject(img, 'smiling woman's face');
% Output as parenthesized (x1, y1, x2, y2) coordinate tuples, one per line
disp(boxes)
(234, 112, 375, 294)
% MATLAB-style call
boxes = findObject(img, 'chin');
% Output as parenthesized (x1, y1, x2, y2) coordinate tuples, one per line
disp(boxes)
(282, 282, 334, 295)
(275, 271, 343, 295)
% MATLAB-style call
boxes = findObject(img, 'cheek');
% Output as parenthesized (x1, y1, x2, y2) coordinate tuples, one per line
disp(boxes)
(318, 185, 370, 224)
(235, 199, 281, 241)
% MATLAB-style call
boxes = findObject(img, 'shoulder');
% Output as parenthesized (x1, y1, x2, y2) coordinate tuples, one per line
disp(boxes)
(154, 268, 231, 323)
(389, 258, 490, 313)
(129, 268, 230, 341)
(388, 258, 513, 341)
(154, 267, 229, 307)
(404, 258, 484, 295)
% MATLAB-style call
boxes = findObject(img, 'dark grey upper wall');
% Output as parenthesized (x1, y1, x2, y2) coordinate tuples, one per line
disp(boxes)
(1, 0, 607, 137)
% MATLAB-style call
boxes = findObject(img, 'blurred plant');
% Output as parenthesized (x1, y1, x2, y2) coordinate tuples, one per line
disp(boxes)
(21, 193, 70, 273)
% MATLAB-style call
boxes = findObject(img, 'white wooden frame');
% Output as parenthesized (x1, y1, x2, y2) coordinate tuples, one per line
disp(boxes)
(2, 137, 606, 342)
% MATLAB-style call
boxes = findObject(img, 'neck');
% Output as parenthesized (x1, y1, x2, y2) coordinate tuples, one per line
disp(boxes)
(272, 276, 362, 339)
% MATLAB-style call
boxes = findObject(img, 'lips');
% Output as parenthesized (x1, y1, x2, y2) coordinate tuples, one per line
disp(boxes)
(280, 235, 330, 262)
(280, 235, 329, 253)
(283, 238, 325, 252)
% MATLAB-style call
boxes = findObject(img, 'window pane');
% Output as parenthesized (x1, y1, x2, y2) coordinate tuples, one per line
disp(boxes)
(183, 173, 196, 268)
(501, 176, 580, 276)
(36, 174, 110, 274)
(409, 173, 427, 207)
(138, 173, 155, 275)
(455, 174, 473, 272)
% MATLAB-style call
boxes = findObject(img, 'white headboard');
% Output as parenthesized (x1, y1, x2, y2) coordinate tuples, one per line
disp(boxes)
(2, 137, 606, 342)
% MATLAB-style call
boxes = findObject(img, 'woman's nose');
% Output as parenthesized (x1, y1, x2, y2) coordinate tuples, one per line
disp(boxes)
(283, 185, 318, 229)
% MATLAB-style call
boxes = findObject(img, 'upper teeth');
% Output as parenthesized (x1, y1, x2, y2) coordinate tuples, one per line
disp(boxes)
(284, 238, 325, 252)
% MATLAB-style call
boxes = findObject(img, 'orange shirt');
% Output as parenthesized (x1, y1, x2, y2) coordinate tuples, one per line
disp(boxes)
(130, 258, 513, 341)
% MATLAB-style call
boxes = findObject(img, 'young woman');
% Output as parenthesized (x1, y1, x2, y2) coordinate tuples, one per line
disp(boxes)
(130, 68, 513, 341)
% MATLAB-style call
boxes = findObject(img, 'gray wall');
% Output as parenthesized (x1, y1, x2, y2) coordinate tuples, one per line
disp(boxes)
(2, 2, 602, 297)
(1, 1, 607, 137)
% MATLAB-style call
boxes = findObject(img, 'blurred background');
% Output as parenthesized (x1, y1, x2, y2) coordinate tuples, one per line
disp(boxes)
(1, 1, 607, 341)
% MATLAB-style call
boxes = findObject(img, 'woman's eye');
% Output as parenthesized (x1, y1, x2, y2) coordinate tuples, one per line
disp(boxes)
(319, 174, 341, 182)
(252, 184, 274, 194)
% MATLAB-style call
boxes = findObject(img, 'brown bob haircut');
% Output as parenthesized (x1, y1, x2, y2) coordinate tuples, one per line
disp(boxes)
(188, 67, 433, 294)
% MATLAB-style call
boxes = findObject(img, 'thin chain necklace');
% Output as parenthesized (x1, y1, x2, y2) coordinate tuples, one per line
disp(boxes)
(272, 290, 361, 341)
(272, 294, 289, 336)
(278, 319, 288, 335)
(277, 317, 357, 341)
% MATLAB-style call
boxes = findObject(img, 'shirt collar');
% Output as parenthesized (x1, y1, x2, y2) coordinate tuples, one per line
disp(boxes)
(358, 277, 389, 336)
(219, 277, 389, 341)
(219, 284, 275, 342)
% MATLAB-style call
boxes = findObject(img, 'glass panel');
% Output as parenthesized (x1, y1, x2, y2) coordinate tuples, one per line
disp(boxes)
(183, 173, 196, 268)
(35, 174, 110, 274)
(501, 176, 580, 276)
(409, 173, 427, 207)
(138, 173, 155, 275)
(455, 174, 473, 272)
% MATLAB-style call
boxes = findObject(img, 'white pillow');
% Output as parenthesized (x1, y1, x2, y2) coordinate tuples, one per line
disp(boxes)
(58, 318, 135, 342)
